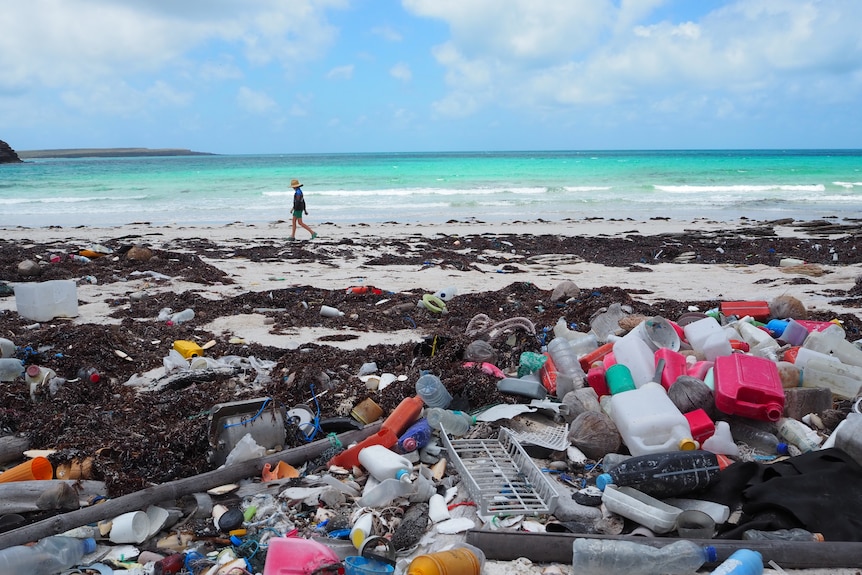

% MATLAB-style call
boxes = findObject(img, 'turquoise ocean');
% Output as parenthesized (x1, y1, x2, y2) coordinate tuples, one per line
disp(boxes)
(1, 150, 861, 228)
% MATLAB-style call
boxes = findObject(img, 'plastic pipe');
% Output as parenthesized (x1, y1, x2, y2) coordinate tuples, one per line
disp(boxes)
(464, 530, 862, 569)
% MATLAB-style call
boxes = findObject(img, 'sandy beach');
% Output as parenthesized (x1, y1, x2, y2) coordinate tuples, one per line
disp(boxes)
(1, 216, 861, 573)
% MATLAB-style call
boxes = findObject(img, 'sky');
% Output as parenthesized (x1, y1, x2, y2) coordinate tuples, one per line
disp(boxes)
(1, 0, 861, 154)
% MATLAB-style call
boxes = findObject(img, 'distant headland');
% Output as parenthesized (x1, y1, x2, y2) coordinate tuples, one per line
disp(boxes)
(17, 148, 215, 159)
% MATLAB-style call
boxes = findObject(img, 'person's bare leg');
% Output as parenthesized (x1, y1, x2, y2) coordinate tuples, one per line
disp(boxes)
(298, 219, 315, 237)
(290, 217, 298, 239)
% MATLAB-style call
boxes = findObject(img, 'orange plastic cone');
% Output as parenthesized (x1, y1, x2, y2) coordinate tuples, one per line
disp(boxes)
(0, 456, 53, 483)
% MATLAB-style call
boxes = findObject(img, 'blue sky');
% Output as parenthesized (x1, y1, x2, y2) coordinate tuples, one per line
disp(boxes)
(1, 0, 860, 154)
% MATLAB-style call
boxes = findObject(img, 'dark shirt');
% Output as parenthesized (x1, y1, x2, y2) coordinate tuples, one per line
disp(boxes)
(292, 190, 306, 213)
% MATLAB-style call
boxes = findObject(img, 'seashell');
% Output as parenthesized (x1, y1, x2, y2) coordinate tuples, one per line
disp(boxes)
(202, 339, 217, 350)
(207, 483, 239, 496)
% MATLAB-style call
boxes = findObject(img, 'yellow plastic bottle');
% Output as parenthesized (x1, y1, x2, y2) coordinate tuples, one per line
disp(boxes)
(406, 545, 484, 575)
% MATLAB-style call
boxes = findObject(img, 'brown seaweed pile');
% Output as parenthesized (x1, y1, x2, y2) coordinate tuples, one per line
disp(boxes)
(1, 219, 862, 499)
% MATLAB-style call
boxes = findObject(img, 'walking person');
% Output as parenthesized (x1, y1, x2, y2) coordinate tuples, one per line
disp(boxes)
(287, 179, 317, 241)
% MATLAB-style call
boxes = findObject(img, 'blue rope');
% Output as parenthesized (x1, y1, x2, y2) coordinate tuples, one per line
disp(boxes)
(299, 384, 322, 442)
(223, 398, 271, 429)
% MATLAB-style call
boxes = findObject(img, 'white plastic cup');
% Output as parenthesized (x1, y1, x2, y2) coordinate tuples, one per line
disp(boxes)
(320, 305, 344, 318)
(109, 510, 150, 544)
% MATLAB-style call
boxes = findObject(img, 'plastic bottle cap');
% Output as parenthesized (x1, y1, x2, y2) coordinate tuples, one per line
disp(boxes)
(715, 454, 734, 470)
(230, 535, 243, 546)
(595, 473, 613, 491)
(704, 546, 718, 562)
(26, 365, 40, 377)
(776, 442, 790, 455)
(401, 437, 418, 452)
(678, 438, 698, 451)
(83, 537, 97, 554)
(396, 469, 411, 482)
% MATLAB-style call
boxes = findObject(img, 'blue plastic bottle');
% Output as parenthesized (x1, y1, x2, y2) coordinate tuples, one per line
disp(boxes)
(397, 418, 433, 452)
(708, 549, 763, 575)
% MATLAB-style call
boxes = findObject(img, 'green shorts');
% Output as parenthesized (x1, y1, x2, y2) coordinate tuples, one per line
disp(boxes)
(292, 210, 304, 218)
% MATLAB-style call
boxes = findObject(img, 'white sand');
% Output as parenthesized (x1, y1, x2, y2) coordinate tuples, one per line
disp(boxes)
(2, 218, 861, 573)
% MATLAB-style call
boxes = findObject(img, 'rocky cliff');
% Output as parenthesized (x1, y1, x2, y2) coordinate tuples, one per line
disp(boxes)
(0, 140, 22, 164)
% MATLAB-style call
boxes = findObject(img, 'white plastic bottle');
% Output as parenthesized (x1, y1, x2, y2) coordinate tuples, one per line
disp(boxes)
(572, 538, 716, 575)
(0, 337, 15, 358)
(425, 408, 474, 436)
(801, 357, 862, 399)
(0, 536, 96, 575)
(357, 444, 413, 483)
(170, 308, 195, 324)
(802, 323, 862, 367)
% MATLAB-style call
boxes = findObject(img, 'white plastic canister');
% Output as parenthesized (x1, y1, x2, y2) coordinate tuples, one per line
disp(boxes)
(14, 280, 79, 322)
(610, 382, 696, 456)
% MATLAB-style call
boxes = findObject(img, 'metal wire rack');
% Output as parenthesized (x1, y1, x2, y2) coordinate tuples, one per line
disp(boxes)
(441, 427, 558, 517)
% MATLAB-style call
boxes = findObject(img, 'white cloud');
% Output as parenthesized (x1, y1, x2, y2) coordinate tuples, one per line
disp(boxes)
(372, 25, 402, 42)
(237, 86, 278, 114)
(390, 62, 412, 82)
(326, 65, 355, 80)
(404, 0, 862, 119)
(0, 0, 346, 95)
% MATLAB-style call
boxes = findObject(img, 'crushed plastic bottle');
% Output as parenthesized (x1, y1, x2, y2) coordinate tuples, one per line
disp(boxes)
(595, 450, 731, 498)
(571, 538, 717, 575)
(708, 549, 763, 575)
(169, 308, 195, 324)
(729, 418, 788, 455)
(742, 528, 824, 542)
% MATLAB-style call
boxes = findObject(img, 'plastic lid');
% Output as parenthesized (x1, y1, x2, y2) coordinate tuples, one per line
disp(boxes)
(776, 442, 790, 455)
(704, 545, 718, 563)
(82, 537, 97, 554)
(401, 437, 418, 452)
(230, 535, 243, 546)
(595, 473, 613, 491)
(395, 469, 411, 482)
(678, 437, 698, 451)
(26, 364, 40, 377)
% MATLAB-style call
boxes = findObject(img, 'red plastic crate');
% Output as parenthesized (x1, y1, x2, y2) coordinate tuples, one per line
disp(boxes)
(720, 301, 770, 321)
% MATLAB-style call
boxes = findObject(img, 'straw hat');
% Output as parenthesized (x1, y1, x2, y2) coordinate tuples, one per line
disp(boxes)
(290, 179, 302, 188)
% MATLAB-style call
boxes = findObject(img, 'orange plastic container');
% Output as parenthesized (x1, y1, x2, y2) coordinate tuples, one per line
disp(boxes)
(328, 428, 397, 470)
(381, 396, 424, 436)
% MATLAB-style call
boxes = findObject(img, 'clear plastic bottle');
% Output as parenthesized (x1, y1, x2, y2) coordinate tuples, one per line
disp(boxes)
(0, 357, 24, 382)
(415, 373, 452, 408)
(425, 408, 474, 436)
(777, 417, 821, 453)
(708, 548, 763, 575)
(76, 367, 101, 384)
(0, 337, 15, 358)
(729, 419, 789, 455)
(547, 337, 586, 397)
(742, 527, 824, 542)
(571, 538, 717, 575)
(169, 308, 195, 324)
(0, 535, 96, 575)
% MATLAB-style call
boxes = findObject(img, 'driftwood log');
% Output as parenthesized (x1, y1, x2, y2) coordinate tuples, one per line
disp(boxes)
(0, 435, 29, 465)
(0, 480, 108, 515)
(0, 423, 380, 548)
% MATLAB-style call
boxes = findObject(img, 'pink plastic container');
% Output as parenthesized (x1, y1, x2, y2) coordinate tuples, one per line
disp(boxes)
(713, 354, 785, 422)
(263, 537, 342, 575)
(683, 408, 715, 443)
(655, 348, 687, 390)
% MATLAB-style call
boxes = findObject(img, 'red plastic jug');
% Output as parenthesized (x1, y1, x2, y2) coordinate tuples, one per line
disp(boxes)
(655, 348, 687, 390)
(713, 354, 785, 421)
